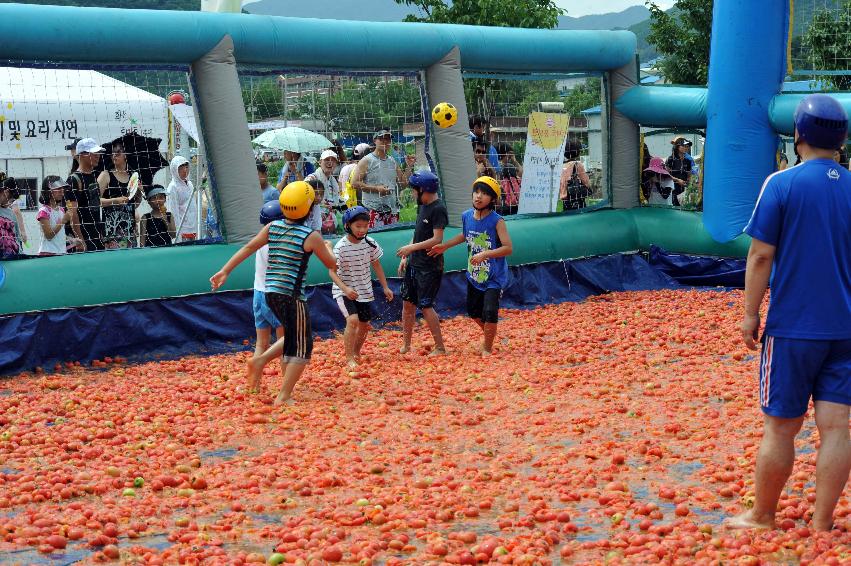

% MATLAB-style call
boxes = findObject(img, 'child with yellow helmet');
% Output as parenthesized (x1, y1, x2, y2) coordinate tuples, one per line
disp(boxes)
(428, 176, 513, 356)
(211, 181, 357, 405)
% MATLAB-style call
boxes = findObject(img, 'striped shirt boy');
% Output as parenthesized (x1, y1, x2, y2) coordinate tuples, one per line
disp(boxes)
(266, 220, 314, 300)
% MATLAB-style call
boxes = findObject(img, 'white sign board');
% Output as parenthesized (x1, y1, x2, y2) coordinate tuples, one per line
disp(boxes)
(517, 112, 570, 214)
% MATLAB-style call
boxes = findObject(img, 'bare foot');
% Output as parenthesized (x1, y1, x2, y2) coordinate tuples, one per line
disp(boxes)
(246, 357, 263, 390)
(428, 348, 447, 357)
(399, 345, 410, 354)
(346, 358, 358, 369)
(481, 350, 492, 358)
(724, 511, 773, 530)
(273, 393, 293, 406)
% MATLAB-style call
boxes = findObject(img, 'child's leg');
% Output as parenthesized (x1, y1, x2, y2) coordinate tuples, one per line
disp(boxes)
(344, 314, 360, 367)
(422, 307, 446, 354)
(247, 338, 283, 386)
(251, 327, 272, 390)
(275, 326, 285, 378)
(354, 322, 370, 357)
(275, 362, 307, 405)
(401, 301, 416, 353)
(480, 288, 501, 356)
(272, 297, 313, 405)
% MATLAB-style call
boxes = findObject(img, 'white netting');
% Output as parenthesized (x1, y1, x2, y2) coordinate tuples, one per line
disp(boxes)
(790, 0, 851, 87)
(240, 69, 431, 232)
(460, 74, 606, 215)
(0, 64, 217, 257)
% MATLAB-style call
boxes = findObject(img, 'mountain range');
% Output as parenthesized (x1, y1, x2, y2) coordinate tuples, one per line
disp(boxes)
(245, 0, 650, 31)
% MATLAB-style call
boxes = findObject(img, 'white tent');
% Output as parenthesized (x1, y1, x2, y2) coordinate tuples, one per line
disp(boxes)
(0, 67, 168, 160)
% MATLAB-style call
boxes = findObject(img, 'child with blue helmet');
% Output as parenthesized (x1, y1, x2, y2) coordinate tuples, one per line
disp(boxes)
(245, 200, 286, 392)
(396, 171, 448, 355)
(332, 205, 394, 368)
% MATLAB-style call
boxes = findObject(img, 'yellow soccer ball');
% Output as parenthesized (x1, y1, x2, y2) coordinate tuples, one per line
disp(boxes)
(432, 102, 458, 129)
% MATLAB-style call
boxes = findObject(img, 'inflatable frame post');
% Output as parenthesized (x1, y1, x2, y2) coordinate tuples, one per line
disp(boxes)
(425, 48, 476, 226)
(703, 0, 789, 242)
(607, 58, 640, 209)
(190, 35, 262, 244)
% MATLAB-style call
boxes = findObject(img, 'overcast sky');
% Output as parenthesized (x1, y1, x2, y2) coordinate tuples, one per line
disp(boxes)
(556, 0, 675, 17)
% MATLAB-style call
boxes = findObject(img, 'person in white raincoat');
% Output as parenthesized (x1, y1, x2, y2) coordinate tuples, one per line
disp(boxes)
(166, 155, 198, 242)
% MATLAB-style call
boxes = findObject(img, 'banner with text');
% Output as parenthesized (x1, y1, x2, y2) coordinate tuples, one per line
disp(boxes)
(518, 112, 569, 215)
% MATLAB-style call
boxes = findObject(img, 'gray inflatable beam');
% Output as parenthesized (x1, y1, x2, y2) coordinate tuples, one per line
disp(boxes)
(190, 35, 262, 244)
(425, 47, 477, 227)
(607, 59, 640, 209)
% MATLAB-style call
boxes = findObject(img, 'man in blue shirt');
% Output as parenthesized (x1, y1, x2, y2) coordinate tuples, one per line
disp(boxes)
(728, 94, 851, 532)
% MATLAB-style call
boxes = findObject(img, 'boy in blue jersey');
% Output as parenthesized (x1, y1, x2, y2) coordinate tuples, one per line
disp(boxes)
(728, 94, 851, 532)
(429, 176, 513, 356)
(211, 181, 355, 405)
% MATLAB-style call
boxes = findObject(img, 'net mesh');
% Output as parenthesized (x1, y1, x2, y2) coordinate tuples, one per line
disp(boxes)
(790, 0, 851, 87)
(0, 63, 217, 257)
(239, 69, 431, 232)
(461, 73, 607, 215)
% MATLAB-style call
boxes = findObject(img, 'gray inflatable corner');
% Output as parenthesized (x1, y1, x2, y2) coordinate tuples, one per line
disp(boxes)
(425, 47, 477, 227)
(190, 35, 262, 244)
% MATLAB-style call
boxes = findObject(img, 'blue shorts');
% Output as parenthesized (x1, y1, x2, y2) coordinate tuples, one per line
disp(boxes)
(253, 290, 281, 330)
(760, 336, 851, 418)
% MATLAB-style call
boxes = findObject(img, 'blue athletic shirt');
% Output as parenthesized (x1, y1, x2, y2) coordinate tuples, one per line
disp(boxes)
(461, 209, 508, 291)
(744, 158, 851, 339)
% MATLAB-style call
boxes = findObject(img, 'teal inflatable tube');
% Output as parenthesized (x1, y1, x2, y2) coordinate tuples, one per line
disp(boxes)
(0, 4, 636, 73)
(615, 86, 707, 128)
(0, 209, 749, 316)
(770, 93, 851, 135)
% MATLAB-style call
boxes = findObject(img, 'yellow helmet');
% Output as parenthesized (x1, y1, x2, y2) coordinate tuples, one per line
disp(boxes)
(279, 181, 315, 220)
(473, 176, 501, 201)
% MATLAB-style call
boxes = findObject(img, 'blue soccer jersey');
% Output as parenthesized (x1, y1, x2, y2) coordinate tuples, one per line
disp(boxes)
(744, 158, 851, 339)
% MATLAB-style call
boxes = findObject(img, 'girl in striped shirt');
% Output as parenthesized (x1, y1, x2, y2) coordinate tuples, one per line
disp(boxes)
(332, 206, 394, 369)
(211, 181, 353, 405)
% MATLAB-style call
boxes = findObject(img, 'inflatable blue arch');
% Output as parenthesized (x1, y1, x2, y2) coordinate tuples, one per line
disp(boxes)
(0, 0, 844, 374)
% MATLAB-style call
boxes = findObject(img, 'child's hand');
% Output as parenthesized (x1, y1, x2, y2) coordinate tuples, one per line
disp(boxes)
(470, 252, 488, 265)
(397, 256, 407, 276)
(383, 286, 394, 302)
(396, 244, 415, 258)
(344, 286, 358, 300)
(428, 243, 446, 257)
(210, 270, 228, 291)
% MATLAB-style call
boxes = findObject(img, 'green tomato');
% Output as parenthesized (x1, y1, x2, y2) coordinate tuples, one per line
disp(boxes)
(267, 553, 286, 566)
(122, 488, 136, 497)
(133, 477, 144, 488)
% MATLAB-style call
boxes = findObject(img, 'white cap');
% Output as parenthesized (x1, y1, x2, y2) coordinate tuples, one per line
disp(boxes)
(353, 143, 371, 158)
(76, 138, 105, 154)
(320, 149, 339, 162)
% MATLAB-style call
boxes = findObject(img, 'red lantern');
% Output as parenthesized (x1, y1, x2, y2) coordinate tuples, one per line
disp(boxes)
(168, 92, 186, 105)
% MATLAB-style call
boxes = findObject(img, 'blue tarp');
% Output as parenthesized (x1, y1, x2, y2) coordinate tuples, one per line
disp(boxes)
(0, 252, 705, 376)
(647, 245, 746, 288)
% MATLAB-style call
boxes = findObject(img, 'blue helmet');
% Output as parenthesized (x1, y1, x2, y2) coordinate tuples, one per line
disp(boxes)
(794, 94, 848, 150)
(409, 170, 440, 193)
(259, 200, 284, 225)
(342, 205, 370, 226)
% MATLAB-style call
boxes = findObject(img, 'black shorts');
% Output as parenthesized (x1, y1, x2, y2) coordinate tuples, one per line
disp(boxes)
(466, 281, 501, 324)
(266, 292, 313, 364)
(337, 296, 372, 323)
(400, 265, 442, 309)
